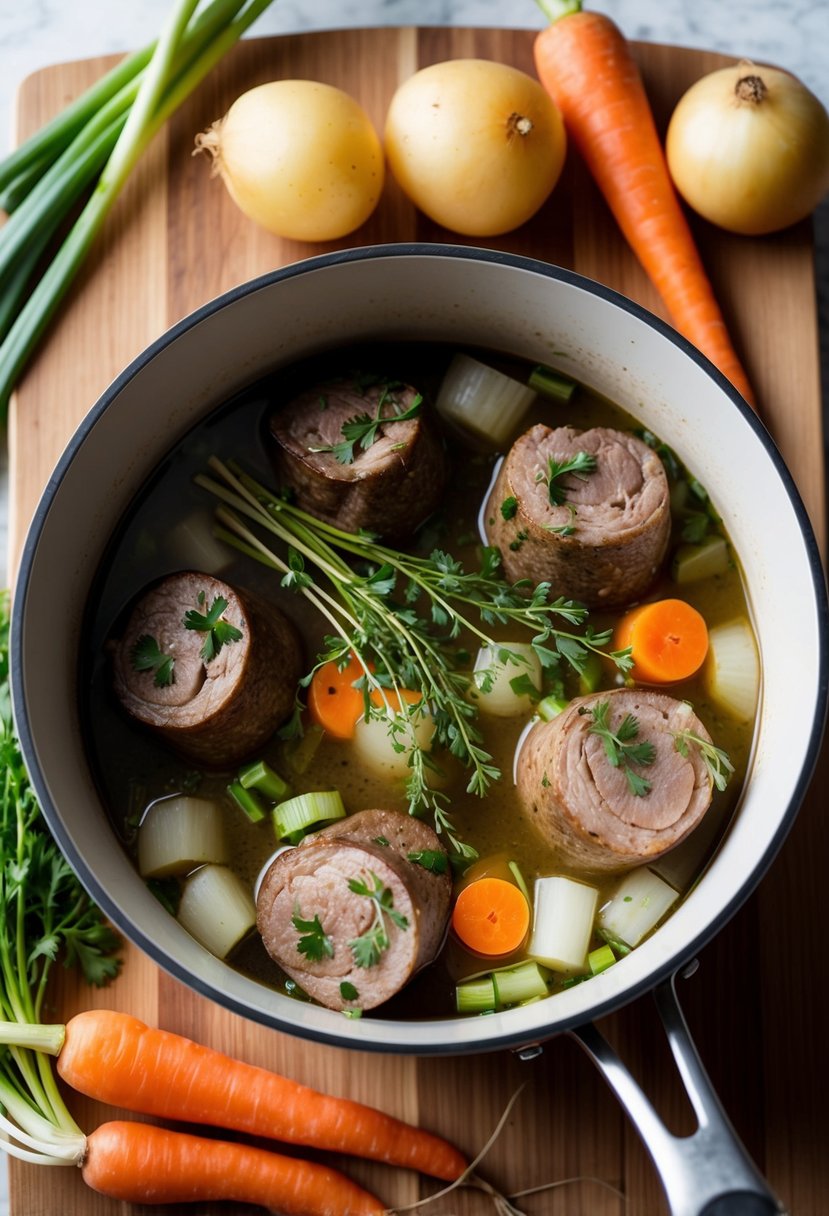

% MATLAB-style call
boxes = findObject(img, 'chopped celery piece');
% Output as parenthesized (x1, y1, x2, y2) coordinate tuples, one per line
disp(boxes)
(528, 875, 598, 971)
(492, 961, 549, 1006)
(598, 867, 679, 948)
(227, 780, 267, 823)
(537, 694, 568, 721)
(177, 864, 256, 959)
(671, 535, 729, 584)
(456, 975, 497, 1014)
(239, 758, 291, 801)
(472, 642, 542, 716)
(435, 353, 537, 447)
(578, 651, 603, 695)
(528, 363, 576, 402)
(704, 617, 760, 721)
(507, 860, 531, 908)
(588, 943, 616, 975)
(137, 795, 226, 879)
(281, 723, 324, 774)
(273, 790, 346, 840)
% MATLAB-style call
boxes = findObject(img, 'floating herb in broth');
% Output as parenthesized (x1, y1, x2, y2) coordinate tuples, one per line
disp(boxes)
(83, 341, 758, 1019)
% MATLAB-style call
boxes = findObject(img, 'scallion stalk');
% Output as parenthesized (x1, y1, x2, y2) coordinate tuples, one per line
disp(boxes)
(455, 976, 497, 1014)
(0, 0, 276, 419)
(273, 791, 347, 840)
(528, 363, 577, 402)
(227, 780, 268, 823)
(238, 758, 291, 802)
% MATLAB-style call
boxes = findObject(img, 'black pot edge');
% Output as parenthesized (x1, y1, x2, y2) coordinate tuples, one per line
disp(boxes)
(10, 242, 829, 1055)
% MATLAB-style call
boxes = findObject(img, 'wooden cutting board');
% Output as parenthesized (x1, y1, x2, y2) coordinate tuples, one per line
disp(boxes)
(8, 28, 827, 1216)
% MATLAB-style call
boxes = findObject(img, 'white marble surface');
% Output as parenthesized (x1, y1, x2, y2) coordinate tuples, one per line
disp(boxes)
(0, 2, 827, 1212)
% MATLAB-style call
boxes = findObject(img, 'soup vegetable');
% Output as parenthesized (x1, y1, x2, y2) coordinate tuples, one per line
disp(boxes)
(85, 343, 759, 1020)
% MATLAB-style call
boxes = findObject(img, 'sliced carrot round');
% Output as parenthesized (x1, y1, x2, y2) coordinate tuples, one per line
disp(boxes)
(613, 597, 709, 684)
(307, 654, 372, 740)
(451, 877, 530, 957)
(369, 687, 424, 714)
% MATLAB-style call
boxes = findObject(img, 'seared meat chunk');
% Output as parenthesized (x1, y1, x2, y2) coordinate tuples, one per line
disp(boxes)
(256, 810, 451, 1011)
(516, 689, 715, 872)
(485, 424, 670, 607)
(111, 572, 301, 767)
(269, 377, 445, 539)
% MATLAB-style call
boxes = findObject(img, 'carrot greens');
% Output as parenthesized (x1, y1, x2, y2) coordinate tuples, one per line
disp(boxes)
(195, 457, 634, 855)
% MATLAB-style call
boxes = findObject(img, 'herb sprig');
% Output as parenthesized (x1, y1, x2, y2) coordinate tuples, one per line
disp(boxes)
(544, 451, 597, 506)
(674, 729, 734, 791)
(348, 872, 409, 968)
(584, 700, 655, 797)
(310, 385, 422, 465)
(183, 591, 243, 662)
(130, 634, 175, 687)
(195, 458, 633, 854)
(291, 909, 334, 962)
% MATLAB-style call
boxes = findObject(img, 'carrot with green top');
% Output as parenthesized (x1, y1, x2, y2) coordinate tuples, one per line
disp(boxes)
(533, 0, 756, 408)
(52, 1009, 467, 1181)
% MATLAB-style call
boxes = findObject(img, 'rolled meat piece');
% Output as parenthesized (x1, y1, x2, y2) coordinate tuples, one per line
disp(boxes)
(256, 810, 451, 1011)
(268, 376, 445, 539)
(516, 689, 715, 873)
(111, 571, 302, 767)
(485, 424, 671, 607)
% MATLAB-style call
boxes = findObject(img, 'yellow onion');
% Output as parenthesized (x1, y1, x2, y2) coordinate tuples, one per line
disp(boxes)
(666, 63, 829, 235)
(194, 80, 384, 242)
(384, 59, 566, 237)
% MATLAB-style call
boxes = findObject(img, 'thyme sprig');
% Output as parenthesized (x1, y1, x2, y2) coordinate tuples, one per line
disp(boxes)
(195, 458, 633, 854)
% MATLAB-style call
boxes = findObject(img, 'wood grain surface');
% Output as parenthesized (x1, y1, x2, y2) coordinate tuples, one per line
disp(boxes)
(7, 28, 827, 1216)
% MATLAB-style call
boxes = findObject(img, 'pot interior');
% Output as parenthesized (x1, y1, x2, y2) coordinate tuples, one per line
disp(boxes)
(12, 246, 827, 1053)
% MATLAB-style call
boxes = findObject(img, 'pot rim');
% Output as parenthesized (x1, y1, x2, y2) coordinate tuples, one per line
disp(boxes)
(11, 242, 829, 1054)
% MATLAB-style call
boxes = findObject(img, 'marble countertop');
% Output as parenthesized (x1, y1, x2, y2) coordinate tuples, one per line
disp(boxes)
(0, 3, 826, 1213)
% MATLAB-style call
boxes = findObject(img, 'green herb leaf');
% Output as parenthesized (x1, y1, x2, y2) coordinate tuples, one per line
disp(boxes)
(348, 872, 409, 968)
(674, 728, 735, 792)
(311, 387, 422, 465)
(340, 981, 359, 1001)
(407, 849, 449, 875)
(183, 593, 243, 662)
(500, 496, 518, 520)
(130, 633, 175, 687)
(292, 910, 334, 962)
(544, 450, 597, 507)
(584, 700, 655, 796)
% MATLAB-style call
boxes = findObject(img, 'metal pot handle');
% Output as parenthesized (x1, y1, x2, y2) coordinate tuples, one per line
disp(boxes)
(567, 963, 787, 1216)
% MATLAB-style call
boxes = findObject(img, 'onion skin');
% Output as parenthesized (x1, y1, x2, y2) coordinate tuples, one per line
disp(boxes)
(195, 81, 384, 242)
(666, 63, 829, 236)
(384, 59, 566, 237)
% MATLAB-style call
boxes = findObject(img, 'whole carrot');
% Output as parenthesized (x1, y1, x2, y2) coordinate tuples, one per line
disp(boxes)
(83, 1120, 385, 1213)
(534, 0, 756, 408)
(58, 1009, 467, 1182)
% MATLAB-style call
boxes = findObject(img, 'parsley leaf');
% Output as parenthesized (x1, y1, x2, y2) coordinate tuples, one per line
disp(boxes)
(340, 981, 359, 1001)
(348, 872, 409, 968)
(584, 700, 655, 796)
(311, 387, 423, 465)
(500, 496, 518, 520)
(292, 910, 334, 962)
(674, 728, 734, 792)
(544, 450, 597, 506)
(407, 849, 449, 875)
(130, 634, 175, 687)
(182, 593, 243, 662)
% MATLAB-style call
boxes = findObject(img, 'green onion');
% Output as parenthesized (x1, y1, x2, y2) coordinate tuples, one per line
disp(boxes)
(273, 791, 347, 841)
(507, 859, 532, 908)
(455, 976, 497, 1014)
(528, 363, 577, 402)
(0, 0, 276, 419)
(227, 780, 268, 823)
(238, 759, 291, 802)
(578, 651, 604, 695)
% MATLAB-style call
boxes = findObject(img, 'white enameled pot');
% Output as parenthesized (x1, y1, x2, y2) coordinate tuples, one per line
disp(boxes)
(11, 246, 828, 1215)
